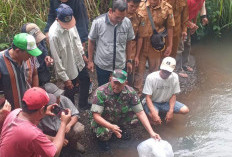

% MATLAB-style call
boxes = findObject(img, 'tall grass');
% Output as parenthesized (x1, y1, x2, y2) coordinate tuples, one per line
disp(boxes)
(197, 0, 232, 38)
(0, 0, 49, 47)
(1, 0, 231, 47)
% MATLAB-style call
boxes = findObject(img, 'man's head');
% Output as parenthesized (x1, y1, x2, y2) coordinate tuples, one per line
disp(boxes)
(127, 0, 141, 14)
(109, 0, 127, 25)
(22, 87, 56, 114)
(21, 23, 46, 44)
(160, 57, 176, 79)
(148, 0, 161, 7)
(12, 33, 42, 61)
(110, 69, 128, 94)
(57, 4, 76, 29)
(43, 83, 64, 102)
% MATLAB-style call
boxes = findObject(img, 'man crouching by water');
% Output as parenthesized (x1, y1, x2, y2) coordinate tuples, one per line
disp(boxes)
(90, 69, 161, 151)
(142, 57, 189, 125)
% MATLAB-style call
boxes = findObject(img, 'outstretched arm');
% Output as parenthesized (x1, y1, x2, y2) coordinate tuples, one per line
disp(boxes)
(93, 112, 122, 138)
(136, 110, 161, 140)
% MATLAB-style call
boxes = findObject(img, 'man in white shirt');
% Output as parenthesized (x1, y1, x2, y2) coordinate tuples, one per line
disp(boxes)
(49, 4, 90, 110)
(143, 57, 189, 125)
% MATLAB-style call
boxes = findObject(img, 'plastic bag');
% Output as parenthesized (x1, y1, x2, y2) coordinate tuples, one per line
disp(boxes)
(137, 138, 174, 157)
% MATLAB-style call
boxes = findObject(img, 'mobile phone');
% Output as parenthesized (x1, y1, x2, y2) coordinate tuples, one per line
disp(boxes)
(51, 105, 67, 116)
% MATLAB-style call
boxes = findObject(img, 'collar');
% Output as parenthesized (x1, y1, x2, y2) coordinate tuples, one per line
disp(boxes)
(56, 20, 69, 34)
(105, 12, 122, 26)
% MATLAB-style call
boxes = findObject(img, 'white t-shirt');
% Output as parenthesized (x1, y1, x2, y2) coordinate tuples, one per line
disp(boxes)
(142, 71, 180, 103)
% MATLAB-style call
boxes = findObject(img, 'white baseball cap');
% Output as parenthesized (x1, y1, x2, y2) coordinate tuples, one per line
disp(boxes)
(160, 57, 176, 72)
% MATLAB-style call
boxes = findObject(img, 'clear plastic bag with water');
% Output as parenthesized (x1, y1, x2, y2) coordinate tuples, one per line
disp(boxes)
(137, 138, 174, 157)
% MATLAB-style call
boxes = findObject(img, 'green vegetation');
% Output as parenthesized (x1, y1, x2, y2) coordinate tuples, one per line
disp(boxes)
(0, 0, 231, 47)
(197, 0, 232, 39)
(0, 0, 49, 47)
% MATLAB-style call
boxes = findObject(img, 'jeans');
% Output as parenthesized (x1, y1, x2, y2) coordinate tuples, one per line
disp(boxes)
(96, 65, 112, 86)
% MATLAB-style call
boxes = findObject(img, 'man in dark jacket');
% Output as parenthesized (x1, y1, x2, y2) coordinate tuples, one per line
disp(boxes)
(44, 0, 89, 45)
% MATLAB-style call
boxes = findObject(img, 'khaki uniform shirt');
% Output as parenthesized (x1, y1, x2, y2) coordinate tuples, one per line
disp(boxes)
(166, 0, 188, 37)
(138, 0, 175, 38)
(126, 12, 146, 59)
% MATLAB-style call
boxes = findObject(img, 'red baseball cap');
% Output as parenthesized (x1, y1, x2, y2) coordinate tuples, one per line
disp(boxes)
(22, 87, 50, 110)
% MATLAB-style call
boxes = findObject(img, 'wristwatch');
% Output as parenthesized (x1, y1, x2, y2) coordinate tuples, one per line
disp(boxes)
(127, 59, 133, 63)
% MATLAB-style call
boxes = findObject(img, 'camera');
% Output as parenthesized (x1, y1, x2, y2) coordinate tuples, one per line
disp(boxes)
(51, 105, 68, 116)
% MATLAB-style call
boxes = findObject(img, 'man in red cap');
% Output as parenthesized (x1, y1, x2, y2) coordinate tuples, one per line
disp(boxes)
(0, 87, 71, 157)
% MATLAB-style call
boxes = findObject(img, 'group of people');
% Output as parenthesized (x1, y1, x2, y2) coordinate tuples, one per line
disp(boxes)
(0, 0, 208, 156)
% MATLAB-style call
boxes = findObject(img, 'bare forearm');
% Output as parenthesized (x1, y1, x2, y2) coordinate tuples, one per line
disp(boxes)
(93, 113, 113, 130)
(146, 95, 158, 115)
(67, 116, 78, 128)
(53, 122, 66, 157)
(136, 111, 156, 135)
(169, 95, 176, 112)
(88, 39, 95, 62)
(126, 41, 132, 60)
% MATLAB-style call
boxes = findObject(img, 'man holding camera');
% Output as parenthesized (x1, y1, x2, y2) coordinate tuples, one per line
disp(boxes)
(39, 83, 85, 153)
(134, 0, 175, 96)
(0, 87, 71, 157)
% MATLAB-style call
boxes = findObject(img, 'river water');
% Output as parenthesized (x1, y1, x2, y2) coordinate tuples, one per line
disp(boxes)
(85, 38, 232, 157)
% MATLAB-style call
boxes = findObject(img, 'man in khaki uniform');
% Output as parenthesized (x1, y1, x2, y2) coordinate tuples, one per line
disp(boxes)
(134, 0, 175, 96)
(166, 0, 188, 58)
(126, 0, 147, 86)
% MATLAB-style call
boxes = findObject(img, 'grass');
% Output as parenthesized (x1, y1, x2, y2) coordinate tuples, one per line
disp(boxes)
(0, 0, 231, 46)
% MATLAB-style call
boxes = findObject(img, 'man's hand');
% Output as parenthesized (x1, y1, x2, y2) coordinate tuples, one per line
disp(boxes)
(45, 104, 57, 116)
(63, 139, 69, 147)
(189, 22, 199, 35)
(60, 109, 71, 125)
(87, 61, 94, 72)
(182, 32, 187, 41)
(110, 124, 122, 138)
(64, 80, 74, 90)
(201, 17, 208, 26)
(65, 124, 71, 133)
(134, 56, 139, 67)
(165, 111, 173, 123)
(163, 46, 172, 57)
(0, 100, 11, 116)
(150, 131, 161, 140)
(44, 56, 54, 67)
(151, 112, 162, 125)
(127, 62, 133, 74)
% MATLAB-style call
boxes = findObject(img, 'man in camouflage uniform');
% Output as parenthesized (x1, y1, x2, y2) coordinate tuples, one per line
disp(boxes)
(90, 69, 160, 151)
(126, 0, 146, 87)
(134, 0, 175, 96)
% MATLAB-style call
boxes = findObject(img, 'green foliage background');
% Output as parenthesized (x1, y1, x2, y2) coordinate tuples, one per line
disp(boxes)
(0, 0, 231, 49)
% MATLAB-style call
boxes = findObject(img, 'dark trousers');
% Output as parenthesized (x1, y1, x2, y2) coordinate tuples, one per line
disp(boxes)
(96, 65, 112, 86)
(64, 67, 90, 107)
